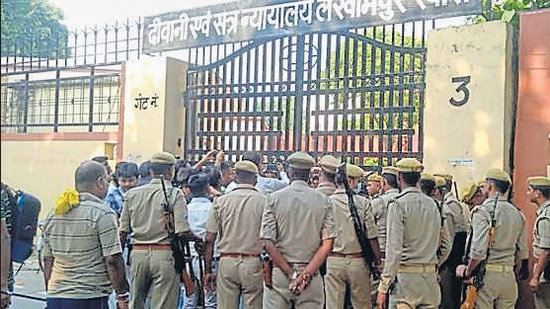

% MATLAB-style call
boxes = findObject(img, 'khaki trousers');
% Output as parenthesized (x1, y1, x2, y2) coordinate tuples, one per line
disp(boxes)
(324, 256, 372, 309)
(389, 272, 440, 309)
(263, 267, 324, 309)
(474, 271, 517, 309)
(217, 257, 263, 309)
(129, 249, 179, 309)
(534, 282, 550, 309)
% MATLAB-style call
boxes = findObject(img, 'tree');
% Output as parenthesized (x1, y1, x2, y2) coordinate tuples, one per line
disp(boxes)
(320, 29, 424, 131)
(1, 0, 69, 58)
(318, 29, 424, 166)
(472, 0, 549, 26)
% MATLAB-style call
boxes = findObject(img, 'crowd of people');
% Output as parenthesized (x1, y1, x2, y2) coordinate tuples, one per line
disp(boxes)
(0, 149, 549, 309)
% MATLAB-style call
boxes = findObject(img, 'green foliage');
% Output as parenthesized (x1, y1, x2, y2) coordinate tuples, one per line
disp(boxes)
(471, 0, 550, 26)
(1, 0, 69, 58)
(319, 29, 424, 131)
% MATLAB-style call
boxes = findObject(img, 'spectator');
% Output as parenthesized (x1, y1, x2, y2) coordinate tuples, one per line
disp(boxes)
(1, 218, 10, 309)
(241, 151, 289, 194)
(105, 162, 138, 216)
(138, 160, 152, 186)
(220, 161, 236, 193)
(92, 156, 114, 185)
(43, 160, 129, 309)
(179, 173, 218, 308)
(0, 183, 16, 304)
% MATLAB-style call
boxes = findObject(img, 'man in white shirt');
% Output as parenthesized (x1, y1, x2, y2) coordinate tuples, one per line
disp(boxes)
(241, 151, 289, 195)
(180, 173, 219, 309)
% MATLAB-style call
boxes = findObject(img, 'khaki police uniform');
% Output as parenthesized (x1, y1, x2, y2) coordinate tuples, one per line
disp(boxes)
(371, 187, 400, 256)
(316, 182, 336, 196)
(120, 152, 191, 309)
(205, 161, 267, 309)
(467, 169, 528, 309)
(370, 167, 399, 306)
(534, 199, 550, 309)
(378, 158, 442, 309)
(316, 155, 339, 196)
(325, 188, 377, 308)
(529, 176, 550, 309)
(261, 152, 336, 309)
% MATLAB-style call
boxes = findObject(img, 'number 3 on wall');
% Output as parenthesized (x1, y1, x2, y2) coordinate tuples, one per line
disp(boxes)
(449, 76, 471, 107)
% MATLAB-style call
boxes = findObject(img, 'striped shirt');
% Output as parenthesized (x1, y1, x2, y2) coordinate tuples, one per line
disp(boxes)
(43, 192, 121, 299)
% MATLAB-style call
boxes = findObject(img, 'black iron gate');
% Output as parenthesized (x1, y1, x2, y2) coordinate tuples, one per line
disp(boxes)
(185, 22, 432, 170)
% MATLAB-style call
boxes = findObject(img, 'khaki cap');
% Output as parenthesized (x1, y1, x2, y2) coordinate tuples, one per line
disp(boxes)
(434, 176, 446, 188)
(318, 155, 339, 174)
(151, 152, 176, 165)
(287, 152, 315, 170)
(485, 168, 511, 183)
(461, 181, 477, 202)
(346, 164, 364, 178)
(527, 176, 550, 188)
(235, 160, 258, 174)
(367, 174, 382, 182)
(421, 173, 436, 182)
(396, 158, 424, 173)
(476, 180, 486, 188)
(434, 173, 453, 181)
(382, 166, 398, 177)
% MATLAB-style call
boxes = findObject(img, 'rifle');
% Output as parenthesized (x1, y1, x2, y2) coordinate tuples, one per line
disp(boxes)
(159, 177, 195, 296)
(460, 193, 498, 309)
(183, 241, 204, 306)
(337, 157, 379, 279)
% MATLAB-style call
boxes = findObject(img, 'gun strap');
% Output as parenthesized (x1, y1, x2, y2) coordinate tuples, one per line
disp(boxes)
(463, 194, 500, 271)
(159, 178, 176, 237)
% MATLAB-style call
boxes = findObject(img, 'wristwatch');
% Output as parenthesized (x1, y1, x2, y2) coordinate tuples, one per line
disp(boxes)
(291, 270, 298, 280)
(116, 291, 131, 302)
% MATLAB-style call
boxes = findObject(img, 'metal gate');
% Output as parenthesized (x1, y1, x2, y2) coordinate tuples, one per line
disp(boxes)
(184, 22, 432, 170)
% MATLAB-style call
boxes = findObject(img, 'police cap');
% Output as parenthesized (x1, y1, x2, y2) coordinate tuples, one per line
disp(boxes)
(318, 155, 339, 175)
(235, 160, 259, 174)
(395, 158, 424, 173)
(287, 152, 315, 170)
(151, 152, 177, 165)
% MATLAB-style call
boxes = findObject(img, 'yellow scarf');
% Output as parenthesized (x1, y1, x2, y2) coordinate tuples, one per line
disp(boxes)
(55, 190, 80, 215)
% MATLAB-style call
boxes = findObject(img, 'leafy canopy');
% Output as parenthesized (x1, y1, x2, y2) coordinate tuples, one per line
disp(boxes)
(1, 0, 69, 57)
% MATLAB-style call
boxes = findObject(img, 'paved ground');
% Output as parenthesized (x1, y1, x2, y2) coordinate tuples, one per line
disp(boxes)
(10, 260, 47, 309)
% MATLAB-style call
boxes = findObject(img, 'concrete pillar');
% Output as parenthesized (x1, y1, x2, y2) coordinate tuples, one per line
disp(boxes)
(423, 21, 515, 191)
(121, 57, 188, 162)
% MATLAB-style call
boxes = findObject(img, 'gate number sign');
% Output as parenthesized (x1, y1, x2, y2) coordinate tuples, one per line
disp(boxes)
(450, 75, 471, 107)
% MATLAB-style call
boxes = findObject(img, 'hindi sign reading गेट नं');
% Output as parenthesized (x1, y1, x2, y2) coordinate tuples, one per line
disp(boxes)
(143, 0, 482, 52)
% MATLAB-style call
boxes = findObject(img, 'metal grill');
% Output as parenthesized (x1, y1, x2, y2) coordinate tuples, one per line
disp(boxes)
(1, 70, 120, 133)
(1, 21, 139, 134)
(185, 21, 433, 170)
(1, 20, 142, 75)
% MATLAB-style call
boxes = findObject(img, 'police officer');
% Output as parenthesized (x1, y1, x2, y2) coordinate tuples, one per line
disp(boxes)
(325, 163, 381, 308)
(315, 155, 339, 196)
(460, 181, 486, 222)
(370, 166, 400, 307)
(366, 173, 382, 199)
(261, 152, 336, 309)
(434, 173, 468, 309)
(455, 169, 529, 309)
(120, 152, 202, 309)
(202, 161, 267, 308)
(371, 166, 400, 260)
(377, 158, 443, 309)
(526, 176, 550, 308)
